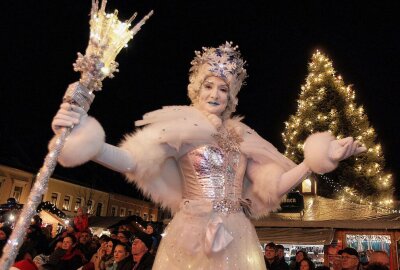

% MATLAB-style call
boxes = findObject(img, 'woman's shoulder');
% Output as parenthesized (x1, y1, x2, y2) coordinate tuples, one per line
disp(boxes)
(225, 116, 262, 142)
(135, 105, 204, 127)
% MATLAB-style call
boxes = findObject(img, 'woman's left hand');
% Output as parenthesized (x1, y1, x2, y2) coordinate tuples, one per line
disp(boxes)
(328, 137, 366, 162)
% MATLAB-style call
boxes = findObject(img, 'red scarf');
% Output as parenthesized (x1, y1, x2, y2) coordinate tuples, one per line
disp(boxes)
(61, 248, 85, 261)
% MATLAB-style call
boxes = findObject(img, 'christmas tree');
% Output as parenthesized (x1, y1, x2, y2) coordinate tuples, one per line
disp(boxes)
(282, 50, 393, 206)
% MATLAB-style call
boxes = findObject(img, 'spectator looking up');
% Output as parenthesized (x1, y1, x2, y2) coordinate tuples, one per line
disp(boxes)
(131, 232, 155, 270)
(112, 243, 132, 270)
(45, 234, 85, 270)
(264, 242, 289, 270)
(338, 247, 360, 270)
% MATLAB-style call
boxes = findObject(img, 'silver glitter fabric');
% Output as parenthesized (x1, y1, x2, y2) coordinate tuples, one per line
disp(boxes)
(179, 128, 246, 214)
(153, 125, 267, 269)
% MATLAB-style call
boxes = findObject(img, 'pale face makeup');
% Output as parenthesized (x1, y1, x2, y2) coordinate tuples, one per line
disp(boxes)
(195, 76, 229, 117)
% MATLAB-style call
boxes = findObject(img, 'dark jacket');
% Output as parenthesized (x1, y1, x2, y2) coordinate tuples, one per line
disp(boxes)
(44, 248, 85, 270)
(265, 257, 290, 270)
(132, 252, 155, 270)
(116, 256, 134, 270)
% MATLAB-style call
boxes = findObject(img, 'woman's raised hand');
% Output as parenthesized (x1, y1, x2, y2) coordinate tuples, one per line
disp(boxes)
(329, 137, 366, 162)
(51, 102, 87, 135)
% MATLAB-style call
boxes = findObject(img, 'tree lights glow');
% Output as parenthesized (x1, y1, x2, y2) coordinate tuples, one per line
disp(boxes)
(282, 50, 394, 207)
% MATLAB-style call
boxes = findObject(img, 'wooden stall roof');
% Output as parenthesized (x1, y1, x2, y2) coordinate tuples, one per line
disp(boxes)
(253, 196, 400, 230)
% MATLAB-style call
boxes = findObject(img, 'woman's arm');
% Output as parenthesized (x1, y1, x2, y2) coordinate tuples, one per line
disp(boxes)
(93, 143, 136, 173)
(51, 102, 136, 173)
(277, 161, 311, 197)
(277, 132, 366, 196)
(244, 132, 366, 216)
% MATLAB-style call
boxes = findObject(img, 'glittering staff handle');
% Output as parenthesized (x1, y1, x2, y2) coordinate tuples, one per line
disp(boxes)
(0, 1, 152, 268)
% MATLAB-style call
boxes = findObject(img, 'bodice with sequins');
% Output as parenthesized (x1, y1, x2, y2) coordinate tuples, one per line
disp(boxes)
(178, 132, 247, 213)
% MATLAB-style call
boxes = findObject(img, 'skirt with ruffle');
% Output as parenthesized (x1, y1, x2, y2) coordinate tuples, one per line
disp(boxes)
(153, 200, 266, 270)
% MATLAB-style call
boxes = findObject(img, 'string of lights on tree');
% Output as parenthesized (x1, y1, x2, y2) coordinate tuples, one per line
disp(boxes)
(282, 50, 393, 207)
(319, 174, 395, 211)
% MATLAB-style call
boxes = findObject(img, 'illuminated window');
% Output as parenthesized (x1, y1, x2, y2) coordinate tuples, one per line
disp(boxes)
(51, 193, 59, 206)
(120, 208, 126, 217)
(87, 200, 93, 214)
(63, 195, 71, 211)
(12, 186, 23, 202)
(302, 178, 312, 193)
(74, 198, 82, 212)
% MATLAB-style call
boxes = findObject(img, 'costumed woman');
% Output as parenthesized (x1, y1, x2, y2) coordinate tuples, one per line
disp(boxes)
(51, 42, 365, 270)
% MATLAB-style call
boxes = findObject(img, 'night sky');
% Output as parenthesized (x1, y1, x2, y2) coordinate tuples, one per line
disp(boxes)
(1, 1, 399, 199)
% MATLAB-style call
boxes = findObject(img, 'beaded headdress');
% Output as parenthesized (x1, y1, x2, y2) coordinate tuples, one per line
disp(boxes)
(188, 42, 247, 119)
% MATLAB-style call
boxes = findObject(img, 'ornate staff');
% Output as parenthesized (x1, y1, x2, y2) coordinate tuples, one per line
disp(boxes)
(0, 1, 152, 268)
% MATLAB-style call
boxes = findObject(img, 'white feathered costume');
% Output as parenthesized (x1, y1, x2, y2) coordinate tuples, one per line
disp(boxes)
(52, 41, 364, 269)
(56, 104, 325, 269)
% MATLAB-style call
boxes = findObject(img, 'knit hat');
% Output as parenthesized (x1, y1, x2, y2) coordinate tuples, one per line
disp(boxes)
(134, 231, 153, 250)
(339, 247, 359, 259)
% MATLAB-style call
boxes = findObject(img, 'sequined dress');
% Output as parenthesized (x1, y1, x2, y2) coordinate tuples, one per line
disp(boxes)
(56, 105, 297, 269)
(152, 128, 267, 270)
(118, 106, 296, 270)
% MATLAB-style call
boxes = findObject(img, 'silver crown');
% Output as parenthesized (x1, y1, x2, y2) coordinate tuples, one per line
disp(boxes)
(190, 42, 247, 90)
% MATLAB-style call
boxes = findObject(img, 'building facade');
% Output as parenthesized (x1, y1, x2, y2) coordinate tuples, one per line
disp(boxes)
(0, 164, 158, 221)
(45, 177, 110, 217)
(107, 193, 158, 221)
(0, 165, 35, 205)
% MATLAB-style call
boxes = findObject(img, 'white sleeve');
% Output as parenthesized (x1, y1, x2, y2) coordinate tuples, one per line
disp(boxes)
(93, 143, 136, 173)
(277, 161, 311, 196)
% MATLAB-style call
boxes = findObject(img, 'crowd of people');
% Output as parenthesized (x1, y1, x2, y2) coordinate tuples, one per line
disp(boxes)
(0, 39, 376, 269)
(2, 219, 393, 270)
(263, 243, 391, 270)
(0, 211, 160, 270)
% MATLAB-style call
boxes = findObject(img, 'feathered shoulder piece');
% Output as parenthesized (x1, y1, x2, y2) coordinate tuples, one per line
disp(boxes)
(133, 105, 218, 151)
(224, 119, 296, 171)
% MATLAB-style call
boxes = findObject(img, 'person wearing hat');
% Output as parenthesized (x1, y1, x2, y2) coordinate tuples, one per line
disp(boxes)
(131, 231, 154, 270)
(339, 247, 361, 270)
(145, 223, 160, 255)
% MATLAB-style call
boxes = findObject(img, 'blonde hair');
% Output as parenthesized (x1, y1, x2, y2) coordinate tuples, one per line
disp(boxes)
(188, 72, 238, 120)
(187, 42, 247, 120)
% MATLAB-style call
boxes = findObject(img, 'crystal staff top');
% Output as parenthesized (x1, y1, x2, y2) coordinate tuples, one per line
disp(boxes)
(74, 0, 153, 92)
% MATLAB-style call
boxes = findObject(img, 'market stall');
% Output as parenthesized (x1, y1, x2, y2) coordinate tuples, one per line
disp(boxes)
(254, 195, 400, 268)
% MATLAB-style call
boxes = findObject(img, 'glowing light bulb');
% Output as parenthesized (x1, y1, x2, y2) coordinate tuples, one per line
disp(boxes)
(101, 67, 110, 75)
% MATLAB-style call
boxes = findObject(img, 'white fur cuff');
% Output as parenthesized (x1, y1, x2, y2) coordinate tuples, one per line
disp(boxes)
(49, 116, 105, 167)
(303, 132, 338, 174)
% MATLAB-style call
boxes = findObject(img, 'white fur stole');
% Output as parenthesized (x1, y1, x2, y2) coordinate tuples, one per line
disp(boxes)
(122, 106, 296, 217)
